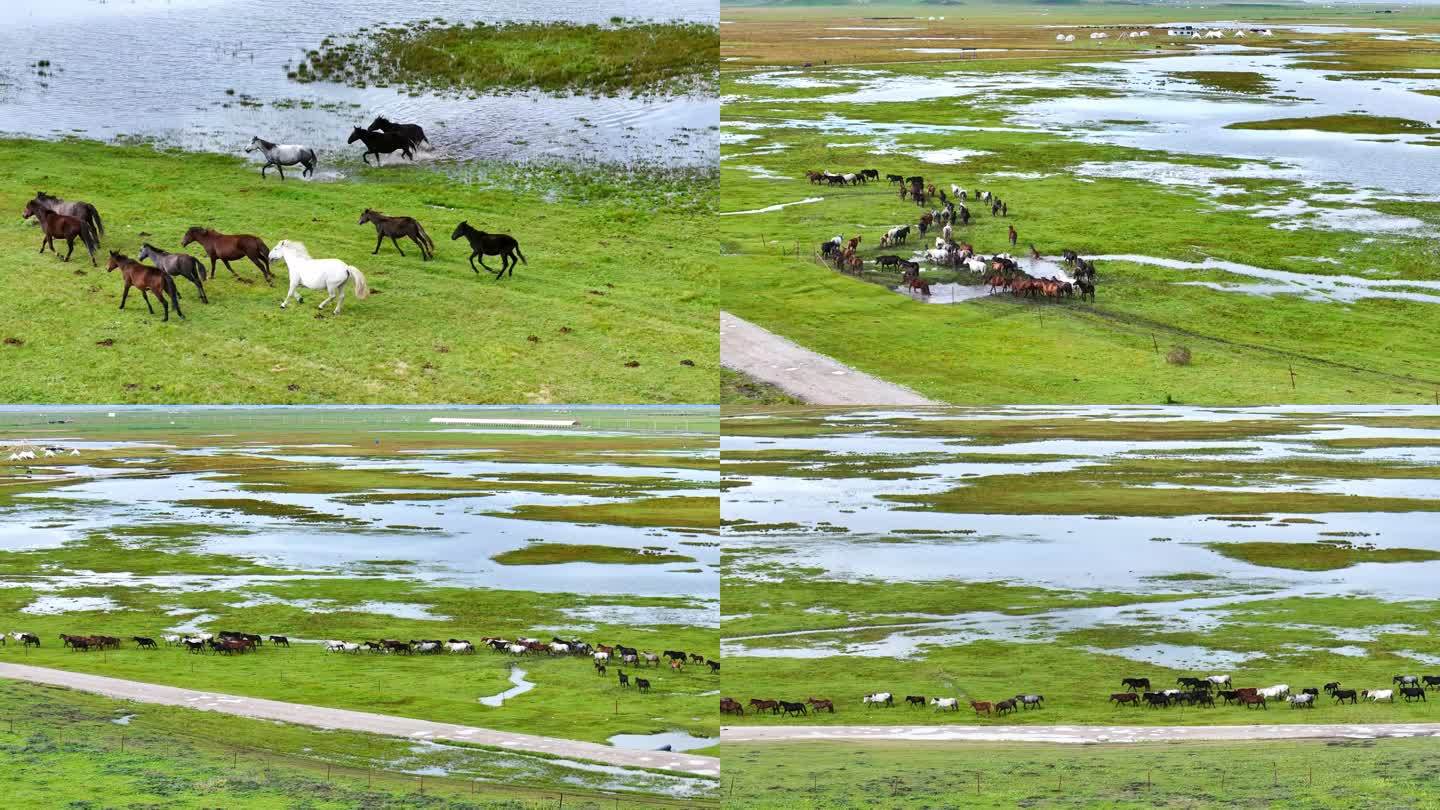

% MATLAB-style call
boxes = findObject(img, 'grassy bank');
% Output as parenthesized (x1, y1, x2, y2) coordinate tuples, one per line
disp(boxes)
(0, 681, 715, 806)
(0, 138, 715, 403)
(722, 738, 1440, 809)
(296, 19, 719, 96)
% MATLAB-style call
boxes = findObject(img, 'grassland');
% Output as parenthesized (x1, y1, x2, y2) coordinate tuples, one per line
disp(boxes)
(0, 138, 715, 403)
(722, 738, 1440, 809)
(296, 19, 719, 96)
(1225, 114, 1439, 134)
(0, 680, 715, 807)
(719, 9, 1440, 404)
(492, 542, 698, 565)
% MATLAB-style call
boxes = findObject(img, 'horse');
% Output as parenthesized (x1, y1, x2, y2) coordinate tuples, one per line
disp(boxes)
(970, 700, 992, 716)
(749, 699, 779, 715)
(1241, 694, 1268, 710)
(708, 660, 720, 674)
(368, 116, 429, 150)
(451, 222, 527, 279)
(1142, 692, 1169, 708)
(1332, 689, 1358, 704)
(22, 200, 99, 265)
(1110, 692, 1139, 707)
(930, 697, 959, 712)
(246, 136, 316, 180)
(618, 670, 630, 688)
(860, 169, 879, 181)
(886, 174, 904, 184)
(269, 635, 290, 647)
(806, 697, 834, 713)
(1289, 694, 1315, 709)
(904, 695, 927, 708)
(1121, 677, 1150, 691)
(1015, 694, 1044, 710)
(1363, 689, 1395, 703)
(31, 192, 104, 238)
(1423, 675, 1440, 690)
(347, 127, 414, 166)
(107, 251, 182, 322)
(721, 698, 744, 716)
(359, 209, 434, 260)
(139, 243, 208, 303)
(862, 692, 894, 708)
(132, 636, 158, 650)
(268, 240, 370, 315)
(1323, 682, 1342, 694)
(181, 227, 273, 284)
(778, 700, 807, 716)
(995, 698, 1017, 716)
(1401, 687, 1427, 702)
(1393, 675, 1420, 687)
(636, 678, 651, 693)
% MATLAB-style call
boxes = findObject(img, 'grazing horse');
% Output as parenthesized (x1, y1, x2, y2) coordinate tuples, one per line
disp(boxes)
(347, 127, 414, 165)
(22, 200, 99, 265)
(720, 698, 744, 716)
(970, 700, 992, 716)
(107, 251, 182, 321)
(1110, 692, 1139, 707)
(246, 137, 316, 180)
(368, 116, 429, 150)
(139, 243, 208, 303)
(181, 227, 273, 284)
(806, 697, 834, 713)
(268, 240, 370, 315)
(451, 222, 527, 279)
(635, 678, 651, 693)
(31, 192, 104, 239)
(1121, 677, 1150, 691)
(358, 209, 434, 260)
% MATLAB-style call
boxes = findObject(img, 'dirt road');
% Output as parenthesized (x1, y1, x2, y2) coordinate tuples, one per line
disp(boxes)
(720, 312, 939, 405)
(0, 662, 718, 776)
(722, 723, 1440, 745)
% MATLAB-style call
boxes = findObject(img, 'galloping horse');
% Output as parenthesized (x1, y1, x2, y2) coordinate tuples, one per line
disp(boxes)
(368, 116, 429, 151)
(31, 192, 104, 238)
(22, 199, 99, 265)
(182, 227, 273, 284)
(451, 222, 527, 279)
(358, 209, 434, 260)
(106, 251, 183, 321)
(139, 243, 208, 303)
(268, 240, 370, 315)
(347, 127, 414, 165)
(246, 137, 317, 180)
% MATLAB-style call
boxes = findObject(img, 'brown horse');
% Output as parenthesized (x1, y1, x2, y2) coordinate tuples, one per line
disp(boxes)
(970, 700, 993, 716)
(358, 209, 434, 260)
(181, 227, 272, 284)
(720, 697, 745, 716)
(806, 697, 835, 713)
(32, 192, 104, 238)
(22, 200, 99, 265)
(106, 251, 183, 322)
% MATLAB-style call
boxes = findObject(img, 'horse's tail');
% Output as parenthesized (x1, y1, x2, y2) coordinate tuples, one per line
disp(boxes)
(349, 267, 370, 299)
(514, 244, 527, 265)
(79, 221, 100, 256)
(89, 205, 105, 238)
(415, 222, 434, 251)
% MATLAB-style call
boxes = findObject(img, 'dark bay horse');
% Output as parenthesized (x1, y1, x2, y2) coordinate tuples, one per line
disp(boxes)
(139, 243, 208, 303)
(347, 127, 413, 165)
(368, 116, 428, 150)
(107, 251, 182, 322)
(358, 209, 434, 260)
(451, 222, 526, 279)
(32, 192, 104, 238)
(22, 200, 99, 265)
(182, 227, 272, 284)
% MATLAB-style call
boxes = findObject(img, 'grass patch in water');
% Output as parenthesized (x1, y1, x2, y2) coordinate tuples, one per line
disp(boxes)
(1204, 540, 1440, 571)
(489, 495, 718, 530)
(295, 20, 718, 96)
(492, 543, 696, 566)
(1225, 114, 1439, 135)
(1172, 70, 1275, 94)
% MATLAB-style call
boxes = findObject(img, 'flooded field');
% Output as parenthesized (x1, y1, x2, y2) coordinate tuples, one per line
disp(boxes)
(0, 406, 720, 769)
(721, 407, 1440, 725)
(0, 0, 717, 167)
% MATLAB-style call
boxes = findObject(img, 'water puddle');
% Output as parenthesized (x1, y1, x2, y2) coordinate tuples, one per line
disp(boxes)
(719, 197, 823, 216)
(607, 731, 713, 752)
(21, 596, 119, 614)
(478, 666, 535, 707)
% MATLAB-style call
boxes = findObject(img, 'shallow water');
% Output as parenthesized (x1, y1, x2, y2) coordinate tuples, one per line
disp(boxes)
(0, 0, 716, 167)
(478, 666, 535, 706)
(607, 730, 713, 752)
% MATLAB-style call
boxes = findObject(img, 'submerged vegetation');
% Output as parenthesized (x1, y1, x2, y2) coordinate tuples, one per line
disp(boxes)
(1225, 114, 1439, 134)
(492, 542, 697, 566)
(1205, 540, 1440, 571)
(294, 19, 719, 96)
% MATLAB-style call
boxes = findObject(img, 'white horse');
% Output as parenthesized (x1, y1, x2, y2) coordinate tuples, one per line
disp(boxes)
(1258, 684, 1290, 699)
(863, 692, 893, 707)
(930, 697, 959, 711)
(1363, 689, 1394, 702)
(1206, 674, 1231, 687)
(245, 136, 316, 180)
(268, 240, 370, 315)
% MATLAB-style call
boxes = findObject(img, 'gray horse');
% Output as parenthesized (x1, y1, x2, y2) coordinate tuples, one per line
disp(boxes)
(245, 136, 316, 180)
(139, 243, 208, 303)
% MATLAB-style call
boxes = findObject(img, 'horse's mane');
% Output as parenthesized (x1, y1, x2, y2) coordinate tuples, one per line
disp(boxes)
(279, 241, 311, 258)
(253, 137, 276, 149)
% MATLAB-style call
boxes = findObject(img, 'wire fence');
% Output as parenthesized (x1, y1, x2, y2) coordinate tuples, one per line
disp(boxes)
(0, 715, 719, 809)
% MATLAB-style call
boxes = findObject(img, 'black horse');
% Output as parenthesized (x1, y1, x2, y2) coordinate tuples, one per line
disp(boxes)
(347, 127, 414, 165)
(368, 116, 429, 151)
(451, 222, 527, 279)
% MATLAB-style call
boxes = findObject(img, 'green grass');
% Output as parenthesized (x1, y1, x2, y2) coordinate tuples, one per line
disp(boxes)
(1205, 541, 1440, 571)
(1225, 114, 1440, 134)
(721, 367, 804, 405)
(0, 138, 715, 403)
(1172, 70, 1275, 95)
(0, 680, 715, 806)
(492, 542, 697, 565)
(722, 738, 1440, 809)
(491, 496, 720, 529)
(296, 20, 719, 96)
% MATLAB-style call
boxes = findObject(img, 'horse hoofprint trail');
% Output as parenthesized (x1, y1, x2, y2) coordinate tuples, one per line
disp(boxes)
(0, 663, 719, 776)
(722, 724, 1440, 745)
(721, 311, 939, 405)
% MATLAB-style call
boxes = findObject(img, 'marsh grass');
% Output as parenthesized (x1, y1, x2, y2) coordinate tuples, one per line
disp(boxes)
(492, 542, 697, 565)
(297, 20, 719, 97)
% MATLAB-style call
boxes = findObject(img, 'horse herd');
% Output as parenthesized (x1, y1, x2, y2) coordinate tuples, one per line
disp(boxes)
(808, 169, 1099, 303)
(1109, 673, 1440, 710)
(20, 189, 526, 321)
(722, 690, 1045, 718)
(243, 116, 430, 180)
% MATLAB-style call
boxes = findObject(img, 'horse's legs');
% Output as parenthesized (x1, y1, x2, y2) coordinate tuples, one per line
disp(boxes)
(414, 235, 429, 260)
(390, 236, 405, 257)
(120, 282, 131, 310)
(261, 162, 269, 178)
(280, 278, 300, 309)
(62, 236, 75, 262)
(160, 289, 171, 322)
(40, 234, 51, 254)
(468, 253, 479, 274)
(171, 286, 184, 320)
(276, 163, 285, 181)
(245, 254, 271, 285)
(222, 258, 244, 281)
(373, 234, 384, 255)
(141, 289, 155, 314)
(331, 282, 346, 315)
